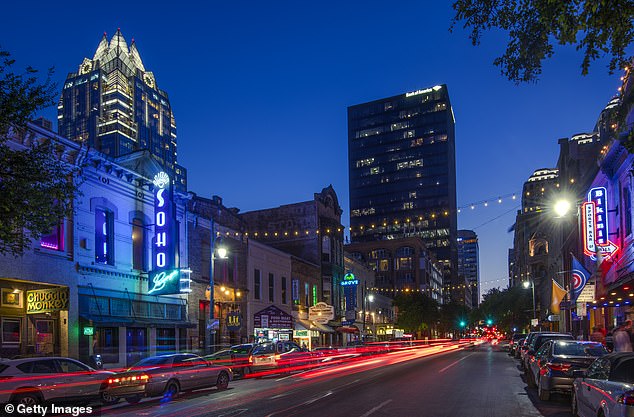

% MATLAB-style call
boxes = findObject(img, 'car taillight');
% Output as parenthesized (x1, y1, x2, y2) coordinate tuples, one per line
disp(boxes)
(274, 355, 281, 361)
(618, 391, 634, 406)
(248, 356, 253, 364)
(546, 363, 572, 372)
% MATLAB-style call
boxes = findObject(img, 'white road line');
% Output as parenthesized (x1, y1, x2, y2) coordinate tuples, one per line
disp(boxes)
(438, 352, 475, 373)
(360, 399, 393, 417)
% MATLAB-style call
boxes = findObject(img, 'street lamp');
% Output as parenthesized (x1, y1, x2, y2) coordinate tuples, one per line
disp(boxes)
(554, 199, 572, 218)
(206, 224, 228, 354)
(362, 289, 374, 342)
(523, 279, 536, 329)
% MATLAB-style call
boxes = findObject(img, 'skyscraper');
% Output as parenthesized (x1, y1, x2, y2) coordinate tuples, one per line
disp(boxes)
(58, 29, 185, 188)
(458, 230, 479, 308)
(347, 85, 458, 289)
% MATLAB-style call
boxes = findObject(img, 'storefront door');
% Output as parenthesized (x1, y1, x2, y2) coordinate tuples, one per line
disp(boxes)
(35, 319, 56, 355)
(126, 327, 147, 366)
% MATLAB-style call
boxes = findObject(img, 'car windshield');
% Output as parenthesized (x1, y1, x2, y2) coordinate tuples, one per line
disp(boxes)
(251, 343, 275, 354)
(132, 356, 172, 367)
(553, 342, 607, 356)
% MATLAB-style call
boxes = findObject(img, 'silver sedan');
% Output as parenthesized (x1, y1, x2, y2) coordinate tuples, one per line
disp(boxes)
(125, 353, 232, 403)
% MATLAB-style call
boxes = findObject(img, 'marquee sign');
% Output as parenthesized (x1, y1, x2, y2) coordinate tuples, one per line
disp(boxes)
(342, 272, 358, 312)
(149, 171, 180, 295)
(582, 186, 619, 261)
(26, 288, 69, 314)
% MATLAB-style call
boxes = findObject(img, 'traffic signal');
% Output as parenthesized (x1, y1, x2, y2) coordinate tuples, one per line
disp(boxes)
(459, 320, 466, 328)
(486, 319, 493, 326)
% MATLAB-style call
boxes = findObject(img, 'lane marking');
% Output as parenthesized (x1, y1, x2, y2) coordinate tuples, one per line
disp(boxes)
(438, 352, 475, 373)
(360, 399, 393, 417)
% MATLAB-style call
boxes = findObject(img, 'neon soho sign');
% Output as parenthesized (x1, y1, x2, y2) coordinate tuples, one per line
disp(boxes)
(148, 171, 179, 295)
(582, 187, 619, 261)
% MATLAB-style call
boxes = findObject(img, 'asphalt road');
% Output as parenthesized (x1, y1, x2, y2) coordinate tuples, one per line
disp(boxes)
(99, 343, 574, 417)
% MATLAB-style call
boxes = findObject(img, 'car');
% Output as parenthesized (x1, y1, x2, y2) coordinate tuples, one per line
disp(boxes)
(248, 341, 319, 375)
(572, 352, 634, 417)
(205, 343, 254, 377)
(509, 333, 525, 356)
(0, 356, 147, 406)
(126, 353, 232, 402)
(514, 337, 526, 358)
(526, 340, 607, 401)
(523, 332, 574, 372)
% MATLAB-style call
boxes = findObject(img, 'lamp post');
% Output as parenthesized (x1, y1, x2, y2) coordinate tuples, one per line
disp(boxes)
(554, 197, 581, 334)
(361, 287, 374, 342)
(523, 279, 536, 329)
(206, 220, 228, 354)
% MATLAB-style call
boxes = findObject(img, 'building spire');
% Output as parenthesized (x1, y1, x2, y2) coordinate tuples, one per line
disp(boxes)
(92, 32, 109, 62)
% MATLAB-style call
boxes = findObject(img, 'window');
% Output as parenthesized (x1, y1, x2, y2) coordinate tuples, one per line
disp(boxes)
(1, 318, 20, 344)
(95, 208, 114, 265)
(292, 278, 299, 305)
(132, 218, 147, 271)
(281, 277, 287, 304)
(157, 328, 176, 353)
(40, 221, 64, 251)
(57, 359, 90, 373)
(254, 269, 261, 300)
(22, 360, 57, 374)
(322, 236, 331, 262)
(269, 273, 275, 302)
(94, 327, 119, 364)
(624, 187, 632, 236)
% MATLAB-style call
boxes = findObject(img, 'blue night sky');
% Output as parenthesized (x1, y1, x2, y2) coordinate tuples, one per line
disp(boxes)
(2, 0, 621, 298)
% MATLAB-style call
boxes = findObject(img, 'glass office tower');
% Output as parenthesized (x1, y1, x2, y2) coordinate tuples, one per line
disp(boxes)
(58, 30, 185, 188)
(347, 85, 458, 284)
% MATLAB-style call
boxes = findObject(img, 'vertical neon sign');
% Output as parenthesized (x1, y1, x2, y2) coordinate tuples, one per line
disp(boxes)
(582, 186, 619, 261)
(149, 171, 179, 295)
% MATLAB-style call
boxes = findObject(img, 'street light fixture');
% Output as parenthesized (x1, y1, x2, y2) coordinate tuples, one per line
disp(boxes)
(523, 279, 536, 329)
(554, 199, 572, 218)
(206, 227, 228, 354)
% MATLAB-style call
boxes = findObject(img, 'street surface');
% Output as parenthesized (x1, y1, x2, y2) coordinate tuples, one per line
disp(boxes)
(97, 342, 574, 417)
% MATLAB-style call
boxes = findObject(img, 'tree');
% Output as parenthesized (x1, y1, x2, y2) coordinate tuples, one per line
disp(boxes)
(0, 48, 80, 256)
(472, 286, 532, 333)
(451, 0, 634, 84)
(393, 293, 440, 337)
(438, 301, 470, 336)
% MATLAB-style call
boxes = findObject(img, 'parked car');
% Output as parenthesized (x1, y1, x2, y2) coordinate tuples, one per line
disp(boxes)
(126, 353, 232, 402)
(572, 352, 634, 417)
(523, 333, 575, 373)
(509, 333, 525, 356)
(205, 343, 254, 377)
(527, 340, 607, 401)
(249, 341, 319, 375)
(0, 356, 147, 406)
(514, 338, 526, 359)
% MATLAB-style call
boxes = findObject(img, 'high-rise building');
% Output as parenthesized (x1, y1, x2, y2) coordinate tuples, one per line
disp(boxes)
(347, 85, 458, 294)
(58, 29, 186, 189)
(457, 230, 479, 309)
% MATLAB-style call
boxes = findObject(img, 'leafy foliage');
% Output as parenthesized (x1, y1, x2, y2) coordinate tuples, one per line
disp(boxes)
(438, 301, 471, 334)
(0, 48, 80, 256)
(451, 0, 634, 83)
(471, 286, 532, 332)
(0, 48, 57, 137)
(393, 293, 440, 336)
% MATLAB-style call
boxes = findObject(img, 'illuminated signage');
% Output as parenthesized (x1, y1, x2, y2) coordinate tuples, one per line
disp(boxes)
(341, 272, 359, 286)
(149, 171, 179, 295)
(26, 288, 69, 314)
(342, 273, 359, 311)
(582, 186, 619, 261)
(405, 85, 442, 97)
(83, 327, 94, 336)
(226, 312, 242, 331)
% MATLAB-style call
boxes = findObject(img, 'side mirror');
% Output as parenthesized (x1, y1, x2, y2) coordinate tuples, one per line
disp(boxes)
(572, 370, 586, 379)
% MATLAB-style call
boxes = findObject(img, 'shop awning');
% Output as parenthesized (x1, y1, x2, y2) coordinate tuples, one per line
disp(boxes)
(336, 326, 360, 334)
(79, 314, 195, 328)
(312, 321, 335, 333)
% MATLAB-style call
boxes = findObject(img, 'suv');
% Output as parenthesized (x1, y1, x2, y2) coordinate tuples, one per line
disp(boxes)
(205, 343, 254, 377)
(0, 356, 147, 406)
(248, 341, 317, 375)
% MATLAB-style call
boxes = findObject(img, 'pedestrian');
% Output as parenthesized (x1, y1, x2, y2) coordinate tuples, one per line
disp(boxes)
(614, 323, 633, 352)
(590, 326, 605, 345)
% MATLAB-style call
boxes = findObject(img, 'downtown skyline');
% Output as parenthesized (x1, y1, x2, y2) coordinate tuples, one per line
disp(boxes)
(1, 0, 622, 298)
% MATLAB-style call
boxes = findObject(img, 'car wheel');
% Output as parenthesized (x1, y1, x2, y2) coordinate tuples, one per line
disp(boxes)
(100, 389, 120, 405)
(13, 391, 42, 407)
(125, 395, 142, 404)
(216, 371, 230, 390)
(571, 390, 579, 417)
(538, 379, 550, 401)
(163, 380, 180, 399)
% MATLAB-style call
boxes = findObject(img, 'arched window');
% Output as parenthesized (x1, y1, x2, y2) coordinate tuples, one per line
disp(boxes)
(132, 218, 147, 271)
(95, 208, 114, 265)
(322, 236, 331, 262)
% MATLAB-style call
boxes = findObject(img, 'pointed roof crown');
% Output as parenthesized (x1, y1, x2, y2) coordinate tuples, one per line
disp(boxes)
(87, 29, 146, 77)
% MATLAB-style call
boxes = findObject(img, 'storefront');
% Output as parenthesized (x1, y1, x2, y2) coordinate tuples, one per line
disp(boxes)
(0, 279, 69, 358)
(78, 285, 192, 367)
(253, 305, 293, 343)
